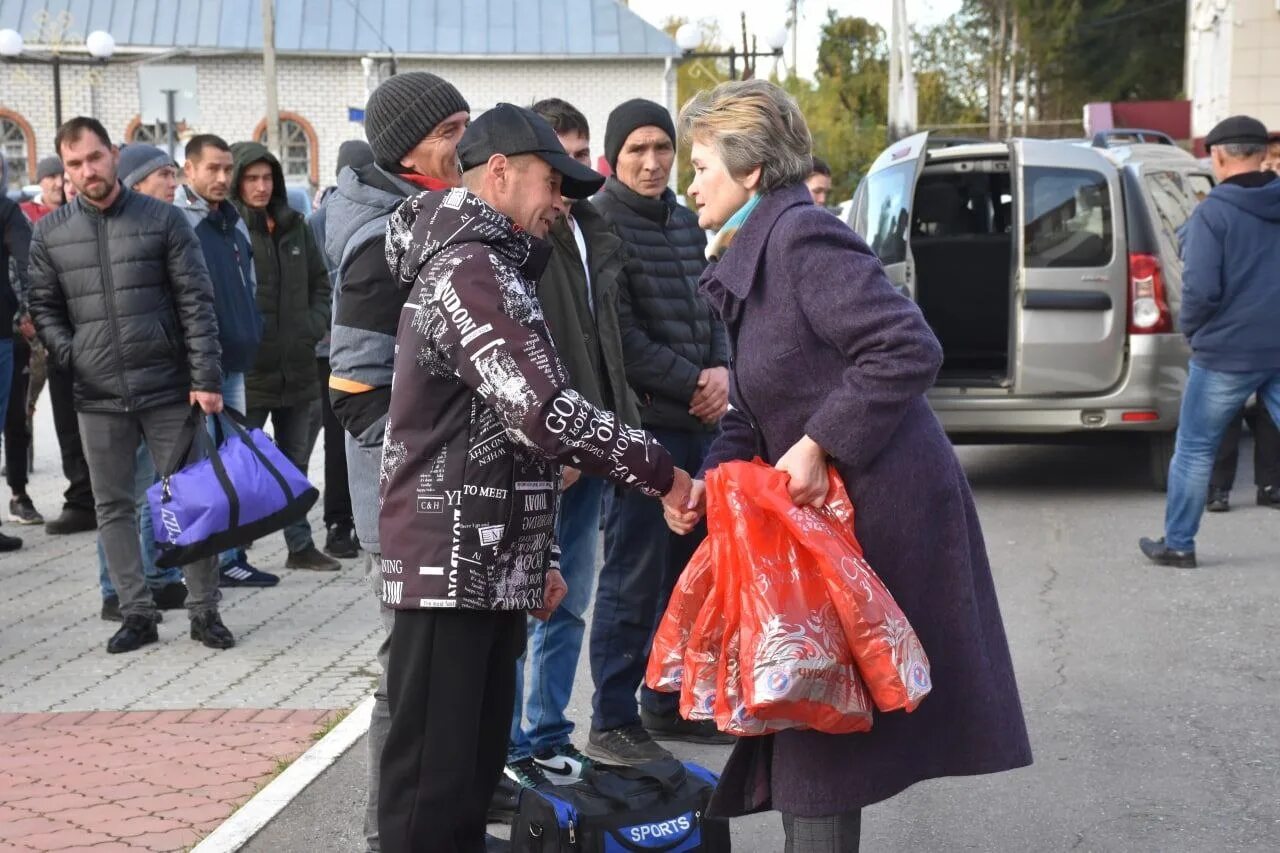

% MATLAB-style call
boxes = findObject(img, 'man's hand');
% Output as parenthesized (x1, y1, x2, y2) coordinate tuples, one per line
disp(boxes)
(190, 391, 224, 415)
(661, 467, 694, 519)
(664, 478, 705, 535)
(531, 569, 567, 621)
(561, 466, 581, 491)
(17, 315, 36, 341)
(776, 435, 829, 508)
(689, 367, 729, 424)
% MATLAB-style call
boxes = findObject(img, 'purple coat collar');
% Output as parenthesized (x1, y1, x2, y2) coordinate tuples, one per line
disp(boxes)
(700, 183, 814, 313)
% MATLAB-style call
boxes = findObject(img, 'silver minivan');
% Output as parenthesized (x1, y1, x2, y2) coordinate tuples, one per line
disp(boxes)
(847, 130, 1212, 488)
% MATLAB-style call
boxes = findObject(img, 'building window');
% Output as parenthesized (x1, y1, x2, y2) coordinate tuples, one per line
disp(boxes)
(1, 111, 35, 191)
(124, 115, 189, 148)
(253, 112, 319, 187)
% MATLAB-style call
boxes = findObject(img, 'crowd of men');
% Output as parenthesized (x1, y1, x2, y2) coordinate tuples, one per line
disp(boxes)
(0, 71, 831, 851)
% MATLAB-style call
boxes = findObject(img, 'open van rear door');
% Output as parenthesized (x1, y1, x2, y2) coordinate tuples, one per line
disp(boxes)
(848, 131, 930, 298)
(1012, 140, 1129, 395)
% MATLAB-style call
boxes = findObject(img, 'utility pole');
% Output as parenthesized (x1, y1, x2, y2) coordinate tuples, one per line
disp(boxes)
(789, 0, 799, 79)
(261, 0, 280, 155)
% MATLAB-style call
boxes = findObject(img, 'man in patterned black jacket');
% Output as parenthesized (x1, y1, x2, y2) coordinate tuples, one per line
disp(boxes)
(376, 104, 693, 853)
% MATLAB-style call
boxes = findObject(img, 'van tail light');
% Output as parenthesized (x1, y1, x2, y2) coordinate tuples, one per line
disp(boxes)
(1128, 253, 1172, 334)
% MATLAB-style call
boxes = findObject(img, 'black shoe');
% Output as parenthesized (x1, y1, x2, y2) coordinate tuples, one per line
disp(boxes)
(1258, 486, 1280, 508)
(45, 506, 97, 535)
(1206, 487, 1231, 513)
(220, 558, 280, 588)
(1139, 537, 1197, 568)
(190, 611, 235, 649)
(286, 545, 342, 571)
(101, 594, 122, 622)
(488, 757, 550, 823)
(152, 582, 188, 610)
(107, 614, 159, 654)
(8, 494, 44, 525)
(641, 708, 735, 745)
(324, 522, 360, 559)
(584, 723, 674, 766)
(0, 530, 22, 552)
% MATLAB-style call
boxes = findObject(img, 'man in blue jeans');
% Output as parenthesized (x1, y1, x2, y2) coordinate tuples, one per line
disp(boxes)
(1141, 115, 1280, 568)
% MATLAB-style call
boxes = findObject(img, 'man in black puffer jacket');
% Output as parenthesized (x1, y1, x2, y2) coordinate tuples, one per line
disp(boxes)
(585, 99, 734, 766)
(28, 118, 232, 656)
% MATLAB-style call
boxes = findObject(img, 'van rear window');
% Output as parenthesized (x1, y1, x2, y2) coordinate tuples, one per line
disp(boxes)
(864, 161, 914, 265)
(1023, 167, 1113, 268)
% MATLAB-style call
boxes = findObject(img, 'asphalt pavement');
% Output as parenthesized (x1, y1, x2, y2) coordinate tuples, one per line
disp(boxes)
(242, 441, 1280, 852)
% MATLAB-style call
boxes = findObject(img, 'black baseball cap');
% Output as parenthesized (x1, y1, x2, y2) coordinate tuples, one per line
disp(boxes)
(1204, 115, 1270, 151)
(458, 103, 605, 199)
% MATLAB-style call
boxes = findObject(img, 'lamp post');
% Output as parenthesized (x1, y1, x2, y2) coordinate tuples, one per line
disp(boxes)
(675, 22, 789, 81)
(0, 28, 117, 128)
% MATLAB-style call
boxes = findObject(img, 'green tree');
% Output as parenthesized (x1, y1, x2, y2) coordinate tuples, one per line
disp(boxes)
(663, 17, 730, 193)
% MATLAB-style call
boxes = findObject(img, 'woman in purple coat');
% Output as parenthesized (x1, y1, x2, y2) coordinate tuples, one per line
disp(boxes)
(665, 80, 1033, 851)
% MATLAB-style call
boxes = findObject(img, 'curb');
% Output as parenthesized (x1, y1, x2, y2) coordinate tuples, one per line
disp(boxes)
(191, 694, 375, 853)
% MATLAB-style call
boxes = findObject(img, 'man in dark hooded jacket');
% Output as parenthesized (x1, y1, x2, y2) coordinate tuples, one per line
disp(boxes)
(229, 141, 339, 572)
(1142, 115, 1280, 568)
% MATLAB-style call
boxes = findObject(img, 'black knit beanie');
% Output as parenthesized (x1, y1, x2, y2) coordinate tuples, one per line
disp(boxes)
(604, 99, 676, 170)
(364, 72, 470, 172)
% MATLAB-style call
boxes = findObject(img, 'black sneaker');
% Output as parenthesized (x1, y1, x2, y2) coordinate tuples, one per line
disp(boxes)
(190, 611, 235, 649)
(1139, 537, 1197, 569)
(584, 724, 674, 766)
(1206, 487, 1231, 513)
(1258, 486, 1280, 509)
(286, 545, 342, 571)
(641, 709, 735, 745)
(8, 494, 44, 525)
(101, 594, 122, 622)
(324, 522, 360, 559)
(0, 530, 21, 552)
(220, 558, 280, 588)
(107, 614, 159, 654)
(45, 506, 97, 535)
(151, 582, 188, 610)
(488, 757, 550, 823)
(533, 743, 594, 786)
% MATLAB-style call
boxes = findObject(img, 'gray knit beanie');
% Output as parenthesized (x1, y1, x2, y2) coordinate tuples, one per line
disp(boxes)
(118, 144, 174, 189)
(35, 155, 64, 182)
(364, 72, 470, 172)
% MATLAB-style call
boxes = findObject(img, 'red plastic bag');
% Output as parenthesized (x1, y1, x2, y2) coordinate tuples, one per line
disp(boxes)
(716, 463, 874, 735)
(776, 470, 933, 713)
(647, 542, 713, 696)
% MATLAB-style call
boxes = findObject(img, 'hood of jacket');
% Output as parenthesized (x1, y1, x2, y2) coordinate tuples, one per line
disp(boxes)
(324, 163, 417, 270)
(1208, 172, 1280, 222)
(229, 141, 299, 228)
(385, 187, 551, 294)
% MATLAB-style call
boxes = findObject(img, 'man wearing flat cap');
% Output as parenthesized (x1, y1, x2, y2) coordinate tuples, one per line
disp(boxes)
(1141, 115, 1280, 568)
(375, 103, 694, 852)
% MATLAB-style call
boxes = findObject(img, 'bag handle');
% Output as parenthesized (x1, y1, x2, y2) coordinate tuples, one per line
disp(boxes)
(159, 405, 241, 529)
(587, 762, 684, 810)
(214, 411, 298, 504)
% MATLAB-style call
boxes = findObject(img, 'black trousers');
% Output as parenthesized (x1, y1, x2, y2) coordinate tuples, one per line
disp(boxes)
(379, 607, 526, 853)
(1211, 404, 1280, 490)
(317, 358, 353, 527)
(4, 337, 30, 494)
(48, 363, 95, 511)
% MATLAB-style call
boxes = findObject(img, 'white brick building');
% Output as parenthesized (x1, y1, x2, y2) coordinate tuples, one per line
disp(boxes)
(1185, 0, 1280, 145)
(1, 0, 680, 194)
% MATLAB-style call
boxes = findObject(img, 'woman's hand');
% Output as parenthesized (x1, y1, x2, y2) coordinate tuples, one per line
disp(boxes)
(776, 435, 829, 508)
(664, 479, 705, 535)
(561, 466, 581, 491)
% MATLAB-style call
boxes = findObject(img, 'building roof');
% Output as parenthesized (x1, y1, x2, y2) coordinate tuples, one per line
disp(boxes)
(0, 0, 681, 59)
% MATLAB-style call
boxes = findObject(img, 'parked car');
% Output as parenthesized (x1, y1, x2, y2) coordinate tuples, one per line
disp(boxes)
(846, 129, 1212, 488)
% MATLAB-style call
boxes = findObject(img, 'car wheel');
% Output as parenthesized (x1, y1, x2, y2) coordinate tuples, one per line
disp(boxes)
(1148, 430, 1177, 492)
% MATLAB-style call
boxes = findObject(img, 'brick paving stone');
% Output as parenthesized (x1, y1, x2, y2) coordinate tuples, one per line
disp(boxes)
(20, 828, 117, 851)
(127, 827, 203, 851)
(90, 816, 187, 839)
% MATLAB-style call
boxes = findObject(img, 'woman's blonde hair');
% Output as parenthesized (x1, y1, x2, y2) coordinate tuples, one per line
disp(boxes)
(678, 79, 813, 193)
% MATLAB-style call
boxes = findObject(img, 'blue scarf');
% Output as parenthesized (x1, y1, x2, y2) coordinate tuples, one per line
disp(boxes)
(706, 192, 762, 261)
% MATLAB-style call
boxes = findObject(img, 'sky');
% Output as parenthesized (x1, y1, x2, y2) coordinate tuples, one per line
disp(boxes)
(627, 0, 963, 81)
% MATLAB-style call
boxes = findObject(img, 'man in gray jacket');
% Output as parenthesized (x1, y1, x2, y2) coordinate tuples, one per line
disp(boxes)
(28, 118, 230, 654)
(325, 71, 469, 852)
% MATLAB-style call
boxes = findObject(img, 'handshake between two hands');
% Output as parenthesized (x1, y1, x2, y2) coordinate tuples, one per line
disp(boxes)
(660, 435, 833, 536)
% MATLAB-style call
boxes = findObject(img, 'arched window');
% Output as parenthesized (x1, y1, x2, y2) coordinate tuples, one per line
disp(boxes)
(0, 110, 35, 191)
(254, 112, 319, 187)
(124, 115, 187, 148)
